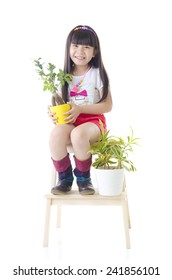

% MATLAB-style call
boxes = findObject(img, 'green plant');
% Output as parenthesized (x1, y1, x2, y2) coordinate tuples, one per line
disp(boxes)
(89, 121, 140, 171)
(34, 58, 72, 106)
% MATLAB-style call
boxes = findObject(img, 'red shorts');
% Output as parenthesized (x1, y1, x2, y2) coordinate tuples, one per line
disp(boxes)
(73, 113, 107, 131)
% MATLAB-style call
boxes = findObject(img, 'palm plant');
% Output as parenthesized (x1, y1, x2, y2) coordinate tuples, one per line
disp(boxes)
(89, 121, 140, 171)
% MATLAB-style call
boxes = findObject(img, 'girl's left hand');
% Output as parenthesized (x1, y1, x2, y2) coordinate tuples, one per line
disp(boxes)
(64, 102, 81, 123)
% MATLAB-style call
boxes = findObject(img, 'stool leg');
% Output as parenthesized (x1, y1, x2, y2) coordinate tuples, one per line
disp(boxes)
(123, 177, 131, 228)
(126, 197, 131, 229)
(43, 198, 51, 247)
(56, 202, 62, 228)
(122, 199, 131, 249)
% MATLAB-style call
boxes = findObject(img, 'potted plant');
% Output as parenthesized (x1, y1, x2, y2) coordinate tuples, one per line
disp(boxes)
(34, 58, 72, 124)
(89, 121, 140, 196)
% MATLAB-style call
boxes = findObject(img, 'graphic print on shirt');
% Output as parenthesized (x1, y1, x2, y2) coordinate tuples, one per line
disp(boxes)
(68, 68, 102, 105)
(70, 78, 88, 104)
(70, 77, 88, 103)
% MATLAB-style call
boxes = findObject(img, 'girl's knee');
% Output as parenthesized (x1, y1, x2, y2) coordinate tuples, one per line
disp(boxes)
(49, 125, 69, 142)
(71, 127, 88, 144)
(50, 125, 62, 138)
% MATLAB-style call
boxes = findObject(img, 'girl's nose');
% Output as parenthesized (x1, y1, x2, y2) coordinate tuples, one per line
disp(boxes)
(77, 46, 84, 54)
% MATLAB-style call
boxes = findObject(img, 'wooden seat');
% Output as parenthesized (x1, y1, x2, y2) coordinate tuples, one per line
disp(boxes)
(43, 146, 131, 249)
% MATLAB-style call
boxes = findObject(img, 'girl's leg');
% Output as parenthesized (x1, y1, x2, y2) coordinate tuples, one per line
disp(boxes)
(49, 124, 74, 160)
(71, 122, 100, 195)
(49, 124, 75, 194)
(70, 122, 100, 160)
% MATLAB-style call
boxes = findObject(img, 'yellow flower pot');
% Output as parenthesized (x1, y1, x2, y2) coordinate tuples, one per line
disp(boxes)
(50, 104, 71, 124)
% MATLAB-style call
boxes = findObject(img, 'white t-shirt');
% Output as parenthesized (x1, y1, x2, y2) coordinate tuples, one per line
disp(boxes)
(68, 67, 103, 105)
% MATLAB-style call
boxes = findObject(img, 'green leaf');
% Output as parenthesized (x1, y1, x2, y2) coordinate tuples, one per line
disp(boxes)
(88, 126, 140, 171)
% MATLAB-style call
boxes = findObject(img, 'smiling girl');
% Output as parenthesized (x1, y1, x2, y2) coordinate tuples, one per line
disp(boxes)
(48, 25, 112, 195)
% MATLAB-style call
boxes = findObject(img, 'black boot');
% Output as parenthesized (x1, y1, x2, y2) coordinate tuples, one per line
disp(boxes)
(74, 168, 95, 195)
(51, 166, 73, 195)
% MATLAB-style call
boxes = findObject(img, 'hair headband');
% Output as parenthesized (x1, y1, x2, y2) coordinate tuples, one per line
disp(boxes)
(74, 26, 96, 35)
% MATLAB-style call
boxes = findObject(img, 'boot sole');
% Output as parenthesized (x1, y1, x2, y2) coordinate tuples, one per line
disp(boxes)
(79, 189, 95, 195)
(51, 190, 71, 195)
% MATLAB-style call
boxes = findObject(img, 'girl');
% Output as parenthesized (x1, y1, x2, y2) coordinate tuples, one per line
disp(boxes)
(49, 25, 112, 195)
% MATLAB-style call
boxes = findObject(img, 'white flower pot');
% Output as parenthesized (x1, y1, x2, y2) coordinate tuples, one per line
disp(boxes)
(95, 168, 125, 196)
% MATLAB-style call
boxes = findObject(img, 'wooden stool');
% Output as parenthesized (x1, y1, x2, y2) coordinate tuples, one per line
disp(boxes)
(43, 146, 131, 249)
(43, 174, 131, 249)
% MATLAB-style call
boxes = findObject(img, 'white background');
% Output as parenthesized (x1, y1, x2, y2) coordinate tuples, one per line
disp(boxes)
(0, 0, 172, 279)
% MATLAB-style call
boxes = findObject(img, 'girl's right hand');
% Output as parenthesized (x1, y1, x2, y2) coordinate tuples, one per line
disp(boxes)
(47, 105, 58, 124)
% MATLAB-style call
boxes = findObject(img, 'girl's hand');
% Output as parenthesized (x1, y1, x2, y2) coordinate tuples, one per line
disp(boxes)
(47, 105, 58, 124)
(64, 102, 81, 123)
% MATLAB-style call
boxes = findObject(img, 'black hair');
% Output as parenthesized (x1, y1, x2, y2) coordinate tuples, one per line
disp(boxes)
(62, 25, 109, 103)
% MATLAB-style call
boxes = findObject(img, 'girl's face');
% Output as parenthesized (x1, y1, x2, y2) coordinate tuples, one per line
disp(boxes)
(70, 44, 95, 68)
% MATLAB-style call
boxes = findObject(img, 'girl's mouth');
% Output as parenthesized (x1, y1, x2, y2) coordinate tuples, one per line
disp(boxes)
(75, 56, 85, 61)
